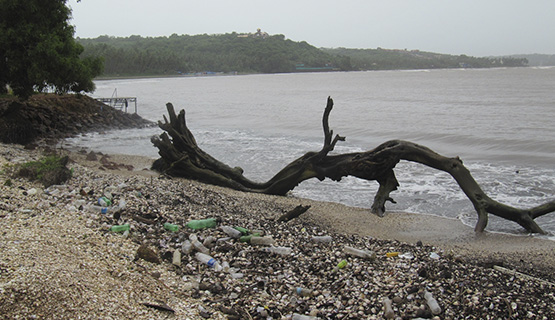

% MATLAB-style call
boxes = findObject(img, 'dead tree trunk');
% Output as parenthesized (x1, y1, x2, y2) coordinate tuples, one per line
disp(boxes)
(151, 97, 555, 234)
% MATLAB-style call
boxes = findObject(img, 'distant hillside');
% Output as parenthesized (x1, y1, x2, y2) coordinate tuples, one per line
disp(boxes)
(322, 47, 528, 70)
(78, 32, 351, 77)
(504, 54, 555, 66)
(78, 32, 529, 77)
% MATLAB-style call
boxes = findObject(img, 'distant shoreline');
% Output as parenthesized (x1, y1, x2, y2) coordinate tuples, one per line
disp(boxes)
(92, 66, 536, 82)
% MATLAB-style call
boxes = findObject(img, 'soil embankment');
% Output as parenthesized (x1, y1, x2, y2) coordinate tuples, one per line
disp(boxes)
(0, 94, 152, 145)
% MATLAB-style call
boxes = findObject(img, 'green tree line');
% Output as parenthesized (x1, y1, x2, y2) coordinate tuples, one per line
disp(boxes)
(322, 47, 528, 70)
(78, 33, 351, 77)
(79, 33, 527, 78)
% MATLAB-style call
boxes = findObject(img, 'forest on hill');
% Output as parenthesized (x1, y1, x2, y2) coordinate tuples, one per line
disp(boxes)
(78, 32, 529, 77)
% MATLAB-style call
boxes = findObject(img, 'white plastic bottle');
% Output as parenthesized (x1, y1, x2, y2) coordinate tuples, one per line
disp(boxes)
(181, 240, 193, 254)
(260, 246, 292, 255)
(311, 235, 333, 243)
(383, 297, 394, 319)
(195, 252, 222, 271)
(250, 236, 275, 246)
(424, 291, 441, 315)
(292, 314, 319, 320)
(220, 226, 242, 239)
(189, 234, 209, 254)
(343, 245, 377, 261)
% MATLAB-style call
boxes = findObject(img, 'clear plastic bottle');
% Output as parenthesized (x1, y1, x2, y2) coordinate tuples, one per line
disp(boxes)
(344, 246, 377, 261)
(311, 235, 333, 243)
(260, 246, 292, 255)
(292, 313, 319, 320)
(424, 291, 441, 315)
(189, 234, 209, 254)
(203, 236, 216, 248)
(195, 252, 222, 271)
(220, 226, 242, 238)
(293, 287, 313, 297)
(84, 204, 110, 214)
(250, 236, 275, 246)
(383, 297, 394, 319)
(181, 240, 193, 254)
(172, 250, 181, 266)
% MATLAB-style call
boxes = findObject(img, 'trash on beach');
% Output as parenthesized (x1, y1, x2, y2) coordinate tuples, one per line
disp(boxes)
(344, 245, 377, 260)
(163, 222, 179, 232)
(110, 223, 130, 232)
(429, 252, 441, 260)
(186, 218, 218, 229)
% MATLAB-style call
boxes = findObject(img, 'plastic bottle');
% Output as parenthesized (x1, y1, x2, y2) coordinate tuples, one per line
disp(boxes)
(292, 313, 319, 320)
(189, 234, 209, 254)
(84, 204, 110, 214)
(233, 226, 249, 235)
(186, 218, 218, 229)
(203, 236, 216, 248)
(424, 291, 441, 315)
(110, 224, 130, 232)
(172, 250, 181, 266)
(98, 196, 112, 207)
(220, 226, 242, 239)
(383, 297, 394, 319)
(195, 252, 222, 271)
(260, 246, 292, 255)
(163, 223, 179, 232)
(249, 236, 275, 246)
(311, 235, 333, 243)
(334, 260, 348, 271)
(239, 233, 261, 243)
(344, 246, 377, 261)
(386, 252, 399, 258)
(181, 240, 193, 254)
(293, 287, 313, 297)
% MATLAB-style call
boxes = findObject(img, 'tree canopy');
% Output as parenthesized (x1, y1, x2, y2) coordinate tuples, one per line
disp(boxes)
(78, 33, 528, 78)
(0, 0, 103, 98)
(78, 33, 351, 77)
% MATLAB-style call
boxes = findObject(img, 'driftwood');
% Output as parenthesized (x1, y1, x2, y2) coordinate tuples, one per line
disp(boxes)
(151, 97, 555, 234)
(277, 205, 312, 222)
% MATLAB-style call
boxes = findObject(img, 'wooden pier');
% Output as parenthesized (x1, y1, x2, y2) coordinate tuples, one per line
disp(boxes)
(96, 97, 137, 114)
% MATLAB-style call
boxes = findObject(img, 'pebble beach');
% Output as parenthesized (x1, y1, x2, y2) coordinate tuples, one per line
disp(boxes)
(1, 142, 554, 319)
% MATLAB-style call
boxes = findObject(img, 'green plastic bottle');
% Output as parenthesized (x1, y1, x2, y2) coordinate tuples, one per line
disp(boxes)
(233, 226, 250, 235)
(239, 233, 261, 243)
(163, 223, 179, 232)
(110, 224, 130, 232)
(186, 218, 218, 229)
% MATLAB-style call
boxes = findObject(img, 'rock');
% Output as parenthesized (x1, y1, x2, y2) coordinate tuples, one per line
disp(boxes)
(136, 244, 160, 264)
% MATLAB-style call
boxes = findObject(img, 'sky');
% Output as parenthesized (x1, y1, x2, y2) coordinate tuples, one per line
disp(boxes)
(67, 0, 555, 57)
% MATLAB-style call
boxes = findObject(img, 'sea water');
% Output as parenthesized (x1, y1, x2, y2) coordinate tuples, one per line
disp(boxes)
(65, 67, 555, 236)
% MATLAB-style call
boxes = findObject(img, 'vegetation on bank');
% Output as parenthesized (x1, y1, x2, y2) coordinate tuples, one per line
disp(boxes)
(323, 47, 528, 70)
(0, 0, 103, 99)
(78, 32, 351, 77)
(79, 33, 529, 78)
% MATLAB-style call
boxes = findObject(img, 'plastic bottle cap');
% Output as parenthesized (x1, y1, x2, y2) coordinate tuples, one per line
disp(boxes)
(207, 258, 216, 268)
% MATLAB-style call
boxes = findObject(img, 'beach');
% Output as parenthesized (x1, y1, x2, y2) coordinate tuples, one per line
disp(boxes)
(1, 143, 554, 319)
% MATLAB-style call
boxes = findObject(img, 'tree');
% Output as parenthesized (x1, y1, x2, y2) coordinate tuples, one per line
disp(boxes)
(0, 0, 103, 98)
(151, 98, 555, 235)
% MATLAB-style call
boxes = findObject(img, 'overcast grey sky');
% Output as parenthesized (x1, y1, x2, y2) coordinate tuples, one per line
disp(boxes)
(68, 0, 555, 57)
